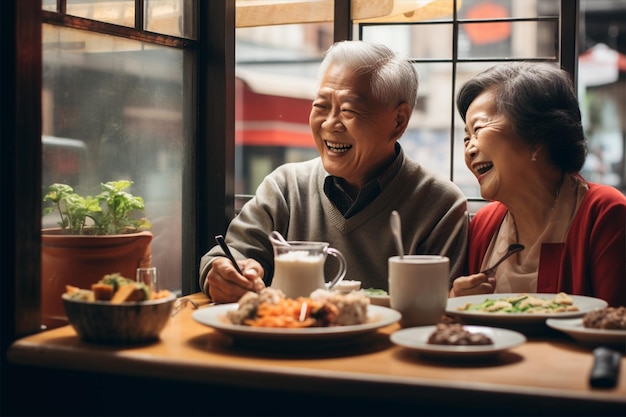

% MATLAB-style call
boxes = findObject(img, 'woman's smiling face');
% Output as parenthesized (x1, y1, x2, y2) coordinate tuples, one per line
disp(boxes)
(309, 63, 408, 188)
(463, 89, 532, 202)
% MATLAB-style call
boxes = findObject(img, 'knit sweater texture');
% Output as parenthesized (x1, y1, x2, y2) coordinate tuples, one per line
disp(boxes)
(200, 153, 468, 293)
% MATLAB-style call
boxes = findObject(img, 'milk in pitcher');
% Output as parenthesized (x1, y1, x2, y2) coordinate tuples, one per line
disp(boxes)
(272, 250, 325, 298)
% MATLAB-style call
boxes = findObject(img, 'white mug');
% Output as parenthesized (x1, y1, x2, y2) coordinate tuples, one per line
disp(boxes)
(388, 255, 449, 328)
(270, 240, 346, 299)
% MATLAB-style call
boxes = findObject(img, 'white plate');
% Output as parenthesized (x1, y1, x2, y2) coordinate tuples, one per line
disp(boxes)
(546, 318, 626, 348)
(192, 303, 401, 345)
(390, 325, 526, 359)
(446, 293, 608, 325)
(367, 294, 390, 307)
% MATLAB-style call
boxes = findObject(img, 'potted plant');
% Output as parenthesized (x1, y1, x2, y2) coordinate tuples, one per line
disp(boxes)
(41, 180, 154, 329)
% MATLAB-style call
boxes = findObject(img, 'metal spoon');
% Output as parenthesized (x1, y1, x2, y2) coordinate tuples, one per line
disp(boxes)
(479, 243, 525, 275)
(390, 210, 404, 258)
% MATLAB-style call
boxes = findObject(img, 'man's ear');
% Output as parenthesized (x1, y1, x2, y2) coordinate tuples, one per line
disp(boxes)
(392, 102, 412, 138)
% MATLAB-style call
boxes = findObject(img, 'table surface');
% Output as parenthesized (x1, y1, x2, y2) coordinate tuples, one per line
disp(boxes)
(7, 293, 626, 415)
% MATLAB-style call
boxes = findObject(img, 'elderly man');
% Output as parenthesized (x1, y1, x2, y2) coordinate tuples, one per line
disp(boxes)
(200, 40, 468, 303)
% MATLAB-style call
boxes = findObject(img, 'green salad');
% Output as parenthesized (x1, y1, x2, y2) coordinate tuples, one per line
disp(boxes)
(458, 292, 579, 314)
(361, 288, 388, 296)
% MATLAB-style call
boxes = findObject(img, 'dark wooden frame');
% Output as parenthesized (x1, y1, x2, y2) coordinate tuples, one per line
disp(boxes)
(0, 1, 579, 413)
(2, 0, 44, 343)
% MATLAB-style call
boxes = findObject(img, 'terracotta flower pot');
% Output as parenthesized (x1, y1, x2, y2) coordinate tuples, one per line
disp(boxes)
(41, 228, 153, 329)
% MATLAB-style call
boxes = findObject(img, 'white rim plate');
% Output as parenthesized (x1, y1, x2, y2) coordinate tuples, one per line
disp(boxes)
(366, 294, 390, 307)
(546, 318, 626, 347)
(446, 293, 608, 324)
(390, 325, 526, 358)
(358, 290, 390, 307)
(192, 303, 401, 342)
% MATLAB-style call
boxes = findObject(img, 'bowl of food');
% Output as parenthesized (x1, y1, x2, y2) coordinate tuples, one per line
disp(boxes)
(62, 273, 176, 345)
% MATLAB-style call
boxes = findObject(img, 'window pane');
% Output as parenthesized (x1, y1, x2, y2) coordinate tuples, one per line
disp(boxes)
(455, 0, 560, 60)
(361, 23, 454, 60)
(453, 62, 500, 198)
(235, 23, 332, 196)
(237, 0, 334, 27)
(233, 0, 596, 213)
(353, 0, 458, 23)
(403, 62, 453, 178)
(578, 2, 626, 191)
(42, 0, 57, 12)
(459, 0, 559, 19)
(458, 20, 558, 60)
(67, 0, 134, 27)
(144, 0, 197, 39)
(42, 25, 189, 294)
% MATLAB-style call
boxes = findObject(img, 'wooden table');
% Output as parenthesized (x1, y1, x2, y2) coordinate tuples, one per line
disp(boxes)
(6, 293, 626, 416)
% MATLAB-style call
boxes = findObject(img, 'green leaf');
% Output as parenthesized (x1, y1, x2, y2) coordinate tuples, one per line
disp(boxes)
(42, 180, 151, 235)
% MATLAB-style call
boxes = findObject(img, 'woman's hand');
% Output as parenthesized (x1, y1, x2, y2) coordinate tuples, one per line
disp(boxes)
(206, 257, 265, 303)
(449, 273, 496, 297)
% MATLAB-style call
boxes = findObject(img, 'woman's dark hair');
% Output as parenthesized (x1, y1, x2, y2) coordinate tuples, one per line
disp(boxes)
(456, 62, 587, 173)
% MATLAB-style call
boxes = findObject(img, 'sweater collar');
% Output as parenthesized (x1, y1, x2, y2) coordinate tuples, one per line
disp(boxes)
(324, 143, 404, 217)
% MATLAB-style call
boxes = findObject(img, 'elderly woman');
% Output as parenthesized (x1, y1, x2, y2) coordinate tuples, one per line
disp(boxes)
(451, 62, 626, 307)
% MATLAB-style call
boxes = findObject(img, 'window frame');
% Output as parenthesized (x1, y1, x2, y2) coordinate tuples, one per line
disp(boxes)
(2, 0, 578, 342)
(352, 0, 579, 208)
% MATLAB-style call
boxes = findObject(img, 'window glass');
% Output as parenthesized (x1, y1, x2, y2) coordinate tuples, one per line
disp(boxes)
(361, 1, 562, 202)
(144, 0, 197, 39)
(402, 62, 454, 179)
(361, 23, 454, 60)
(66, 0, 135, 27)
(458, 20, 558, 59)
(237, 0, 334, 28)
(453, 61, 503, 197)
(42, 24, 189, 294)
(235, 23, 332, 197)
(234, 0, 571, 214)
(578, 3, 626, 191)
(460, 0, 559, 19)
(353, 0, 457, 24)
(42, 0, 57, 12)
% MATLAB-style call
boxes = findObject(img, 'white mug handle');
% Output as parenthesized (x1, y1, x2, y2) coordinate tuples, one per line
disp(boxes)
(324, 247, 347, 290)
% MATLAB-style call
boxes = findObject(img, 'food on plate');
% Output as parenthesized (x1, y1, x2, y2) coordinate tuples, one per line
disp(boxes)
(226, 287, 369, 328)
(334, 280, 362, 293)
(360, 288, 388, 296)
(456, 292, 579, 314)
(65, 272, 170, 303)
(359, 288, 390, 306)
(583, 306, 626, 330)
(427, 322, 493, 345)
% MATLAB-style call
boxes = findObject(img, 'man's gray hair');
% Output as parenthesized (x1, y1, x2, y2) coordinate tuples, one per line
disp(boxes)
(318, 41, 418, 112)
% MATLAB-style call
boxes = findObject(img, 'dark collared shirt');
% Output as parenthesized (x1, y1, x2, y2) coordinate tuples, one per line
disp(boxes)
(323, 143, 404, 218)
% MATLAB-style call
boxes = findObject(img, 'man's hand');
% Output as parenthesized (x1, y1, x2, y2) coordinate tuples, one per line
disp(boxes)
(206, 257, 265, 303)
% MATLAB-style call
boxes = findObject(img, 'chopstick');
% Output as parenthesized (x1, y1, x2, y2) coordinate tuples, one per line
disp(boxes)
(439, 211, 468, 257)
(215, 235, 244, 275)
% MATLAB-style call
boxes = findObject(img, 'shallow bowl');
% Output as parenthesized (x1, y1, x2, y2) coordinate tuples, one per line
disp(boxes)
(367, 294, 391, 307)
(62, 292, 176, 345)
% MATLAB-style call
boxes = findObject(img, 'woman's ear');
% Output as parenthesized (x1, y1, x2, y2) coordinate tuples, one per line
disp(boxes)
(530, 145, 544, 162)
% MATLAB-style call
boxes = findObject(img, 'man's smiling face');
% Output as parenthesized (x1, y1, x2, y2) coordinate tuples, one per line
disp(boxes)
(309, 63, 406, 188)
